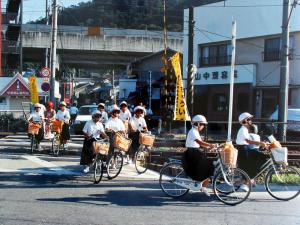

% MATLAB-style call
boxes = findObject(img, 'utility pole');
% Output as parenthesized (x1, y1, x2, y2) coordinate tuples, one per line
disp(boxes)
(19, 0, 23, 73)
(227, 20, 237, 142)
(187, 6, 195, 117)
(278, 0, 290, 142)
(50, 0, 58, 104)
(149, 71, 152, 110)
(45, 0, 50, 67)
(112, 69, 116, 104)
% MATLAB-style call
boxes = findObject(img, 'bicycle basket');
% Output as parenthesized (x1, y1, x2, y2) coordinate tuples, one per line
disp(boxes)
(113, 132, 132, 152)
(28, 123, 41, 135)
(94, 141, 110, 155)
(139, 133, 155, 147)
(220, 146, 238, 168)
(271, 147, 288, 164)
(52, 120, 64, 133)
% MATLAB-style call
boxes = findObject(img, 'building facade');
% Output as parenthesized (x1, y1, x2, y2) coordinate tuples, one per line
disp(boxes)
(183, 0, 300, 121)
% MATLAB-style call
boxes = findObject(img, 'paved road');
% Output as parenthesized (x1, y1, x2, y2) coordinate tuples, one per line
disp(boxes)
(0, 147, 300, 225)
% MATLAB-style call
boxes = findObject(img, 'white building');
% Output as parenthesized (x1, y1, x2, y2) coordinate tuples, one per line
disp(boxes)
(183, 0, 300, 120)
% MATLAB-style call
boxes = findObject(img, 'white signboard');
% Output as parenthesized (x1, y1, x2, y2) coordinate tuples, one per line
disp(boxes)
(194, 64, 256, 85)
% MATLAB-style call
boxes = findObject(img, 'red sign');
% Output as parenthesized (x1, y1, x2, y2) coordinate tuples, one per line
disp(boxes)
(3, 79, 30, 96)
(41, 67, 51, 78)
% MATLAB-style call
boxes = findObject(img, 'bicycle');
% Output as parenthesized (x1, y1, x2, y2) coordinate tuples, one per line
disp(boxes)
(92, 139, 110, 184)
(28, 122, 42, 154)
(159, 145, 252, 206)
(248, 147, 300, 201)
(135, 132, 155, 174)
(51, 120, 65, 156)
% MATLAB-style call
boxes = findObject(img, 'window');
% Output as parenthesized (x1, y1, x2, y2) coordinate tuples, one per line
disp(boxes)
(199, 43, 231, 67)
(0, 97, 6, 105)
(213, 94, 227, 112)
(264, 38, 281, 61)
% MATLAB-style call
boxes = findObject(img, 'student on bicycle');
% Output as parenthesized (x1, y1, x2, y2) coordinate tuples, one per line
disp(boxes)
(69, 102, 78, 124)
(55, 101, 71, 146)
(80, 110, 108, 173)
(105, 105, 126, 154)
(44, 101, 56, 139)
(119, 101, 132, 122)
(182, 115, 217, 196)
(236, 112, 270, 179)
(98, 103, 108, 124)
(28, 103, 45, 150)
(128, 106, 148, 163)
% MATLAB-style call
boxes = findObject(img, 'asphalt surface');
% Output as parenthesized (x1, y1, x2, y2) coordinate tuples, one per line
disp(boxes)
(0, 146, 300, 225)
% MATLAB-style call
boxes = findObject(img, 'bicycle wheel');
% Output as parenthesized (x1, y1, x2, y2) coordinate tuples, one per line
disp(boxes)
(135, 146, 149, 174)
(30, 135, 35, 154)
(107, 151, 123, 180)
(213, 168, 251, 205)
(265, 165, 300, 201)
(51, 134, 61, 156)
(94, 155, 103, 184)
(159, 162, 189, 198)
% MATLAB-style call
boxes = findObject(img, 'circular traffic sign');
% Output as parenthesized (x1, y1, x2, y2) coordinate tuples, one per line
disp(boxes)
(41, 67, 51, 78)
(41, 81, 51, 92)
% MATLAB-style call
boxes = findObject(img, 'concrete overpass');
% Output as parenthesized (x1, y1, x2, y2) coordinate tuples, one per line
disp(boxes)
(21, 24, 183, 71)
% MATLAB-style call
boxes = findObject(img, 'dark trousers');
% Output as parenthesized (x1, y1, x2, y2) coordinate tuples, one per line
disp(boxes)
(80, 138, 96, 165)
(61, 123, 70, 142)
(129, 132, 140, 158)
(182, 148, 215, 182)
(237, 145, 268, 179)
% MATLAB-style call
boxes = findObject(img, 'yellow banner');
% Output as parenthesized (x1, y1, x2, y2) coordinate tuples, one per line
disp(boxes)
(171, 52, 190, 121)
(29, 75, 39, 104)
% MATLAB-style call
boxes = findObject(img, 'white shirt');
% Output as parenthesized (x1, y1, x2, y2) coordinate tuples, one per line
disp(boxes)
(236, 126, 251, 145)
(55, 110, 70, 123)
(69, 106, 78, 115)
(83, 120, 104, 139)
(185, 127, 202, 148)
(130, 116, 147, 132)
(99, 111, 108, 124)
(105, 117, 125, 132)
(119, 109, 132, 122)
(29, 111, 44, 122)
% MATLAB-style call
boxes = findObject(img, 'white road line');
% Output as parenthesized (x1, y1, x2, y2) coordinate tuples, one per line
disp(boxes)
(21, 155, 82, 175)
(0, 168, 81, 176)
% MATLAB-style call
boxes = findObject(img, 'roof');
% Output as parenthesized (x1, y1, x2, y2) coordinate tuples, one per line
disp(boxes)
(0, 74, 49, 96)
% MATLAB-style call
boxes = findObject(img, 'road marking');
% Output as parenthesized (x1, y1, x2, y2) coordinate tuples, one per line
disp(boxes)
(0, 168, 81, 176)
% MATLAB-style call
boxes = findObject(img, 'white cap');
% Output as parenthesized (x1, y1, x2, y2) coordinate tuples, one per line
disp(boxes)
(238, 112, 253, 123)
(92, 110, 102, 116)
(192, 115, 208, 124)
(134, 106, 144, 112)
(34, 103, 41, 108)
(98, 103, 105, 108)
(110, 105, 120, 113)
(120, 101, 128, 107)
(59, 101, 67, 106)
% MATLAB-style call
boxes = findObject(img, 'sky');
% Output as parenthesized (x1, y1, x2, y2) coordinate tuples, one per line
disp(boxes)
(2, 0, 91, 23)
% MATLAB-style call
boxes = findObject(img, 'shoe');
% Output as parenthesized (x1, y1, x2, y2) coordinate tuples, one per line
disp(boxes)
(128, 159, 134, 165)
(240, 184, 249, 192)
(37, 144, 41, 151)
(64, 144, 69, 149)
(251, 179, 256, 187)
(200, 187, 211, 197)
(83, 166, 90, 173)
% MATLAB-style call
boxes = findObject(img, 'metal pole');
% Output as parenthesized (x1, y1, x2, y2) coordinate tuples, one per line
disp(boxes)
(19, 0, 23, 73)
(187, 6, 195, 117)
(50, 0, 58, 104)
(45, 0, 49, 67)
(278, 0, 290, 142)
(227, 20, 237, 142)
(149, 71, 152, 109)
